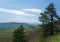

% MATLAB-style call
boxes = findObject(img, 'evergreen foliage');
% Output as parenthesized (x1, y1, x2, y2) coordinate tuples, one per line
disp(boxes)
(39, 3, 59, 37)
(13, 25, 26, 42)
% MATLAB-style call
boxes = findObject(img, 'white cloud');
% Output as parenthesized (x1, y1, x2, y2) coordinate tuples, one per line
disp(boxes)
(0, 8, 35, 16)
(22, 9, 42, 13)
(0, 8, 42, 23)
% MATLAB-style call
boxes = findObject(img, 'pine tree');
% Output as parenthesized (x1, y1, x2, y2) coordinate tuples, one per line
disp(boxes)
(46, 3, 59, 35)
(39, 3, 59, 36)
(13, 25, 26, 42)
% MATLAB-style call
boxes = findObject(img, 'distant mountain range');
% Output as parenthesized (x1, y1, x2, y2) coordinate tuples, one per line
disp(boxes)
(0, 22, 38, 32)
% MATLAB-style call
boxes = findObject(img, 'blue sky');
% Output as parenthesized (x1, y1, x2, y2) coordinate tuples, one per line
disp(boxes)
(0, 0, 60, 24)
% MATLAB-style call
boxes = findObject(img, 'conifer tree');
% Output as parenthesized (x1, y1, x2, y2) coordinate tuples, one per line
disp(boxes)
(13, 25, 26, 42)
(39, 3, 59, 36)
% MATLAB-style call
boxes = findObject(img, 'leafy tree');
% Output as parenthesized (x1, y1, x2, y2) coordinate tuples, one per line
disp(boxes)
(13, 25, 26, 42)
(39, 3, 59, 36)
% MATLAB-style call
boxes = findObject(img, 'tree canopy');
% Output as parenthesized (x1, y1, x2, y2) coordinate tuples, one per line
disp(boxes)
(13, 25, 26, 42)
(39, 3, 59, 37)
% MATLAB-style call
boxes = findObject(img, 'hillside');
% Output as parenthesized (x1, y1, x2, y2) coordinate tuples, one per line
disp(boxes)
(0, 21, 60, 42)
(26, 28, 40, 42)
(0, 22, 39, 42)
(0, 22, 37, 35)
(47, 33, 60, 42)
(26, 20, 60, 42)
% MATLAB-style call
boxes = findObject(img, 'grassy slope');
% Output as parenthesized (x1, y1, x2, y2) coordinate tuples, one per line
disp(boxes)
(0, 27, 60, 42)
(0, 27, 30, 37)
(47, 33, 60, 42)
(0, 28, 30, 42)
(26, 29, 60, 42)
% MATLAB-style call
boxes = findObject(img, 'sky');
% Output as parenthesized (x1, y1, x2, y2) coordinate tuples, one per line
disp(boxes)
(0, 0, 60, 24)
